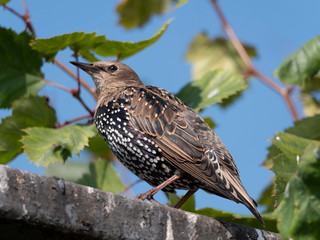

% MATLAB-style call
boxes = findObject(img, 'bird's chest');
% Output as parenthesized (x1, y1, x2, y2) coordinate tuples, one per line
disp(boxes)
(94, 103, 177, 185)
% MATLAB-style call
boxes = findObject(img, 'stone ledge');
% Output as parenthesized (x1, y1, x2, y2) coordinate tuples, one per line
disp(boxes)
(0, 165, 281, 240)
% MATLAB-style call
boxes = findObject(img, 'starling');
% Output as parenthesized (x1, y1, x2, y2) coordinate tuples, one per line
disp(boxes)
(71, 61, 264, 225)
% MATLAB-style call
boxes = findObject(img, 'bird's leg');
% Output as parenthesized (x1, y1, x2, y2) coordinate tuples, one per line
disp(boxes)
(136, 171, 183, 202)
(174, 189, 198, 209)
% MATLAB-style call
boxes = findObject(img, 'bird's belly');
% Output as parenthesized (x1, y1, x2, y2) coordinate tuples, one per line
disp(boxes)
(95, 109, 198, 192)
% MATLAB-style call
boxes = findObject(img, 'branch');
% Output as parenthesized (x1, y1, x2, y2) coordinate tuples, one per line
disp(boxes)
(56, 114, 92, 128)
(43, 79, 72, 93)
(210, 0, 299, 121)
(3, 2, 36, 38)
(54, 58, 98, 101)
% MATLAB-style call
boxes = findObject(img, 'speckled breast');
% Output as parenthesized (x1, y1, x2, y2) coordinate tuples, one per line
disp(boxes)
(94, 96, 198, 192)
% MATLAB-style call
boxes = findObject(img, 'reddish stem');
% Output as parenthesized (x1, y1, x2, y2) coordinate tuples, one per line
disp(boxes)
(56, 114, 92, 128)
(210, 0, 299, 121)
(54, 58, 98, 100)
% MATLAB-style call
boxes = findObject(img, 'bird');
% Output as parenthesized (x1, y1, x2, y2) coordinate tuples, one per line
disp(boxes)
(70, 60, 264, 225)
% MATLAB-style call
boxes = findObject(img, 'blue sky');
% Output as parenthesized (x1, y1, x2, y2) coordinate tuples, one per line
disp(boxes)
(1, 0, 320, 216)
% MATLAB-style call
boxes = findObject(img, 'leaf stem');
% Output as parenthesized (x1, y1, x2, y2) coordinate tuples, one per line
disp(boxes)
(209, 0, 299, 121)
(56, 114, 92, 128)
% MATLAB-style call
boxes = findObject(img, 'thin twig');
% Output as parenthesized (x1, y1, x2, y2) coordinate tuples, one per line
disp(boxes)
(43, 79, 72, 93)
(56, 114, 92, 128)
(210, 0, 299, 121)
(22, 0, 36, 37)
(54, 58, 98, 100)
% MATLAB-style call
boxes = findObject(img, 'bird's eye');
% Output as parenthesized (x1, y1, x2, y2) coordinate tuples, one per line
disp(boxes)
(108, 65, 118, 71)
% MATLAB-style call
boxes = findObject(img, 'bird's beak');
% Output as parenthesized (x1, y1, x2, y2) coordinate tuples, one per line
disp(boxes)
(70, 61, 99, 73)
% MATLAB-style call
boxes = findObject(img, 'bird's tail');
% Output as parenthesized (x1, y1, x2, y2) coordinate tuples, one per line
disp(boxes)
(224, 170, 265, 226)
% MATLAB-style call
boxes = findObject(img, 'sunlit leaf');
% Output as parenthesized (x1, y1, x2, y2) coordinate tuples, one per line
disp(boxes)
(186, 33, 256, 80)
(0, 96, 56, 164)
(264, 114, 320, 168)
(21, 124, 96, 166)
(93, 19, 171, 60)
(0, 27, 44, 108)
(177, 69, 247, 112)
(275, 143, 320, 239)
(77, 159, 125, 194)
(274, 35, 320, 85)
(31, 32, 105, 62)
(116, 0, 169, 29)
(31, 20, 171, 62)
(175, 0, 188, 8)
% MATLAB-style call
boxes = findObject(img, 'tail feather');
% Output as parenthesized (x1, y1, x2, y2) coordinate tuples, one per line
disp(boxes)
(223, 169, 265, 226)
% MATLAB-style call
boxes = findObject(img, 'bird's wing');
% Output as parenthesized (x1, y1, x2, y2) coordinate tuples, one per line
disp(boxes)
(125, 86, 263, 225)
(125, 86, 239, 194)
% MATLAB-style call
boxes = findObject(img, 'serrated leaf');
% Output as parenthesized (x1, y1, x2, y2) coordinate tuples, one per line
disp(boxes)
(257, 183, 275, 214)
(77, 159, 125, 194)
(194, 208, 277, 232)
(270, 133, 316, 202)
(186, 33, 256, 80)
(21, 124, 96, 166)
(0, 27, 45, 108)
(116, 0, 169, 29)
(271, 132, 312, 160)
(274, 35, 320, 86)
(177, 69, 247, 112)
(31, 32, 105, 62)
(32, 20, 171, 62)
(264, 114, 320, 168)
(275, 143, 320, 239)
(93, 19, 171, 60)
(0, 96, 56, 164)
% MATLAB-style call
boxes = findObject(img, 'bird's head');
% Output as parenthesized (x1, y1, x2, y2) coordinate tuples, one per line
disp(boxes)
(70, 61, 143, 96)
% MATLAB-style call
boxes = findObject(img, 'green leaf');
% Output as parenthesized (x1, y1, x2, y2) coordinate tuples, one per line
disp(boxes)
(275, 143, 320, 239)
(203, 117, 216, 129)
(270, 133, 315, 202)
(47, 160, 90, 183)
(177, 69, 247, 112)
(175, 0, 189, 8)
(264, 114, 320, 168)
(194, 208, 278, 232)
(0, 96, 56, 164)
(21, 124, 96, 166)
(0, 0, 10, 5)
(186, 33, 256, 80)
(31, 32, 105, 62)
(31, 20, 171, 61)
(257, 183, 276, 214)
(0, 27, 44, 108)
(77, 159, 125, 194)
(86, 134, 113, 159)
(93, 19, 171, 60)
(116, 0, 169, 29)
(274, 35, 320, 85)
